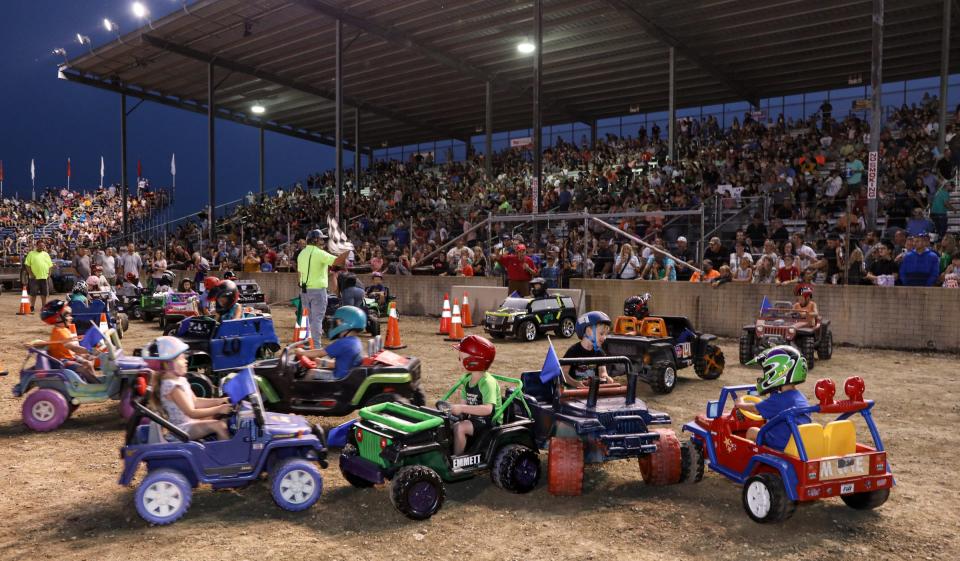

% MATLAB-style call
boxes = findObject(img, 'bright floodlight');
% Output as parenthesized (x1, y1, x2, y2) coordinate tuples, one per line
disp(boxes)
(52, 48, 67, 57)
(76, 34, 91, 46)
(104, 18, 116, 32)
(132, 1, 149, 18)
(251, 104, 266, 115)
(517, 40, 535, 54)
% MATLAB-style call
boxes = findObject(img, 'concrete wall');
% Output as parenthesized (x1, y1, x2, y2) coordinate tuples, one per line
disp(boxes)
(570, 279, 960, 352)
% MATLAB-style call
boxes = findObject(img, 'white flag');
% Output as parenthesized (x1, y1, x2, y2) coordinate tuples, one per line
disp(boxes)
(100, 156, 105, 187)
(30, 159, 35, 181)
(170, 153, 176, 176)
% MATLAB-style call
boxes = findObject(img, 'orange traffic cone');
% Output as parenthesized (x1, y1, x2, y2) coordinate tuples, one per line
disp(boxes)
(461, 291, 474, 328)
(445, 299, 464, 342)
(299, 309, 314, 349)
(17, 286, 31, 315)
(98, 312, 109, 333)
(384, 302, 406, 350)
(436, 293, 451, 335)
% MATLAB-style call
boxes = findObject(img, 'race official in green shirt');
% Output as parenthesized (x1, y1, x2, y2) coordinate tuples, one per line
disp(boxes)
(297, 229, 348, 343)
(23, 239, 53, 311)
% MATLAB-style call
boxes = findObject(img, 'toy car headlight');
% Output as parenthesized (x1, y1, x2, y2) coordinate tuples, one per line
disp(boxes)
(787, 327, 796, 337)
(755, 325, 764, 335)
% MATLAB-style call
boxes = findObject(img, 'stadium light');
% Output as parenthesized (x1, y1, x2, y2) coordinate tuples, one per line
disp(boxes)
(251, 104, 266, 115)
(52, 48, 68, 63)
(76, 34, 91, 46)
(132, 1, 149, 18)
(103, 18, 117, 33)
(517, 39, 535, 54)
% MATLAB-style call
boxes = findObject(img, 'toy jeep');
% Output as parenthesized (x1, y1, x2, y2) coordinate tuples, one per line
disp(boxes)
(682, 377, 892, 523)
(140, 291, 167, 322)
(120, 368, 327, 525)
(10, 328, 151, 431)
(160, 292, 201, 331)
(333, 374, 540, 520)
(243, 339, 426, 416)
(237, 279, 271, 314)
(604, 315, 724, 394)
(519, 356, 684, 495)
(740, 301, 832, 368)
(483, 295, 577, 342)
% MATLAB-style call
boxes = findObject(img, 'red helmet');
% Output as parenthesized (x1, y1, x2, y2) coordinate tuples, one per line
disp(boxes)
(796, 285, 813, 298)
(452, 335, 496, 372)
(203, 276, 220, 291)
(125, 271, 138, 282)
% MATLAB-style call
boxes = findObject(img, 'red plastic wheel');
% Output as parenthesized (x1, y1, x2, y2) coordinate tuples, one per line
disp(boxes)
(547, 436, 584, 496)
(638, 429, 682, 485)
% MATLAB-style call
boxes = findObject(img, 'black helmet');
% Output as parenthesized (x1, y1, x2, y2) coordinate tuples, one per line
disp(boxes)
(71, 280, 88, 297)
(530, 277, 547, 298)
(215, 279, 239, 315)
(157, 270, 176, 287)
(623, 293, 651, 320)
(41, 299, 71, 325)
(222, 270, 238, 280)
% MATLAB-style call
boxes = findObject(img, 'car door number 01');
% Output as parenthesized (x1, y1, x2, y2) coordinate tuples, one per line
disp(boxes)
(674, 342, 691, 358)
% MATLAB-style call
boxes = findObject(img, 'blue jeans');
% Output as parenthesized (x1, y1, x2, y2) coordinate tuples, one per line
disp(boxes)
(302, 289, 328, 343)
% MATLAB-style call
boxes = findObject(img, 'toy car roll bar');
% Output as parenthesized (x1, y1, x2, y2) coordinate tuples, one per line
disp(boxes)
(558, 356, 636, 408)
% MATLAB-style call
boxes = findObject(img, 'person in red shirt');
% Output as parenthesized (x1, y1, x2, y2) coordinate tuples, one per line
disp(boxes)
(494, 244, 538, 296)
(776, 254, 801, 284)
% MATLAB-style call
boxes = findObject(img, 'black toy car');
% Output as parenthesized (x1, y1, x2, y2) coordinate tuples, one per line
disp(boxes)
(246, 340, 426, 416)
(322, 294, 380, 337)
(483, 295, 577, 342)
(604, 315, 725, 394)
(519, 356, 685, 495)
(237, 279, 271, 314)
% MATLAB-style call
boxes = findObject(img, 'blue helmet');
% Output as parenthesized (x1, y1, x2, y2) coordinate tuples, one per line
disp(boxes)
(328, 305, 367, 339)
(575, 311, 612, 351)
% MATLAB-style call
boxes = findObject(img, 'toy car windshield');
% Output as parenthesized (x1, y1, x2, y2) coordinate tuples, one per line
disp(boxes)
(761, 308, 805, 320)
(500, 297, 529, 311)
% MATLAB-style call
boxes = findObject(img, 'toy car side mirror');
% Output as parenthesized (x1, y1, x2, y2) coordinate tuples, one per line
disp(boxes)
(844, 376, 865, 402)
(815, 378, 836, 405)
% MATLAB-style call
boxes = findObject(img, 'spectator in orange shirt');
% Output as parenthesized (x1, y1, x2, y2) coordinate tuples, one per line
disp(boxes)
(31, 300, 97, 382)
(689, 259, 721, 283)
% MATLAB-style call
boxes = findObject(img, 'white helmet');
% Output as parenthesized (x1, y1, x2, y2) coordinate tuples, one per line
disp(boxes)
(143, 336, 190, 362)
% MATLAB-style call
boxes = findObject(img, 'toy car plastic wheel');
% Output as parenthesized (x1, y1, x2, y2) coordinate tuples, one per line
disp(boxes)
(491, 444, 541, 493)
(638, 429, 682, 485)
(742, 472, 796, 523)
(131, 307, 144, 320)
(22, 389, 70, 432)
(694, 344, 725, 380)
(187, 372, 217, 398)
(518, 320, 538, 342)
(650, 361, 677, 394)
(390, 465, 445, 520)
(547, 436, 584, 496)
(367, 319, 381, 337)
(118, 386, 136, 420)
(800, 336, 816, 370)
(555, 317, 576, 338)
(339, 444, 375, 488)
(841, 488, 889, 510)
(136, 468, 192, 525)
(679, 439, 704, 484)
(119, 313, 130, 333)
(739, 331, 755, 365)
(271, 458, 323, 512)
(817, 329, 833, 360)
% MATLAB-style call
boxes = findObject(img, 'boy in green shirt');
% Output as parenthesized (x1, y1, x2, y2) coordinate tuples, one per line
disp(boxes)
(448, 335, 501, 455)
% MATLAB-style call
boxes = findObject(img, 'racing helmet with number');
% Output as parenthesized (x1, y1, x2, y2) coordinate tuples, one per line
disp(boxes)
(749, 345, 807, 395)
(452, 335, 496, 372)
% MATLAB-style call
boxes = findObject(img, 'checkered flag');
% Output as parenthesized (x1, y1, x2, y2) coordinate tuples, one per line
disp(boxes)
(326, 214, 354, 255)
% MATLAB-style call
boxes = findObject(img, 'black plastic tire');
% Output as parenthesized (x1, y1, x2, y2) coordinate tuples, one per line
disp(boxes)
(339, 444, 375, 488)
(739, 331, 755, 365)
(650, 360, 677, 394)
(187, 372, 216, 398)
(367, 319, 380, 337)
(491, 444, 541, 493)
(742, 472, 796, 523)
(390, 465, 445, 520)
(799, 336, 816, 370)
(555, 317, 576, 338)
(694, 344, 725, 380)
(517, 320, 538, 342)
(817, 328, 833, 360)
(679, 439, 705, 484)
(841, 488, 889, 510)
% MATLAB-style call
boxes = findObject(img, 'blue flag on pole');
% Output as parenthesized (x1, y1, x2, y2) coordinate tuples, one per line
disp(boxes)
(509, 290, 521, 298)
(222, 367, 257, 405)
(760, 296, 771, 314)
(540, 339, 563, 383)
(79, 325, 104, 352)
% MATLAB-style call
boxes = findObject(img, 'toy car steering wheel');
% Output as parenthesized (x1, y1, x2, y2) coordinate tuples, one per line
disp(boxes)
(737, 395, 765, 422)
(435, 400, 461, 421)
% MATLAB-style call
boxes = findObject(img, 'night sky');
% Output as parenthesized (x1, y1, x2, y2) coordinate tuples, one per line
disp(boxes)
(0, 0, 341, 219)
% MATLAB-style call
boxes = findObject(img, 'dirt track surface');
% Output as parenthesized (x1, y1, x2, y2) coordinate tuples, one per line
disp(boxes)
(0, 292, 957, 561)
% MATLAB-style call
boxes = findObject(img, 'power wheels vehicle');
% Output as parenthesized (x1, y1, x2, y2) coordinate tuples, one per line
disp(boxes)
(740, 301, 833, 369)
(69, 297, 124, 338)
(520, 356, 683, 495)
(89, 290, 129, 333)
(605, 315, 725, 394)
(10, 328, 152, 431)
(241, 339, 426, 416)
(159, 292, 201, 332)
(321, 294, 380, 337)
(681, 377, 893, 523)
(483, 294, 577, 342)
(236, 279, 271, 314)
(116, 293, 143, 322)
(120, 368, 327, 525)
(333, 374, 540, 520)
(139, 291, 166, 322)
(147, 315, 280, 397)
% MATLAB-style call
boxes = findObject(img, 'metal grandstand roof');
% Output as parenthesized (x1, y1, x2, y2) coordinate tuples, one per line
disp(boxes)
(61, 0, 960, 149)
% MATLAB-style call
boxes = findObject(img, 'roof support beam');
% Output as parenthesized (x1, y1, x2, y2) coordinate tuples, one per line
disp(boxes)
(140, 34, 467, 142)
(291, 0, 595, 125)
(59, 69, 347, 148)
(604, 0, 760, 106)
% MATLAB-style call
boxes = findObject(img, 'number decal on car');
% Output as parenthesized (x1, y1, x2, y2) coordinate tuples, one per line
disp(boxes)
(673, 342, 691, 358)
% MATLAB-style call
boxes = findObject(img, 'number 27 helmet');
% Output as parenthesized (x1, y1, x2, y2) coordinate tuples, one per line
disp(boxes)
(749, 345, 807, 395)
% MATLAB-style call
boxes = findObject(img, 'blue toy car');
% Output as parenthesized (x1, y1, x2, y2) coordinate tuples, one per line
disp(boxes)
(120, 368, 328, 525)
(147, 315, 280, 397)
(681, 377, 893, 523)
(69, 298, 122, 337)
